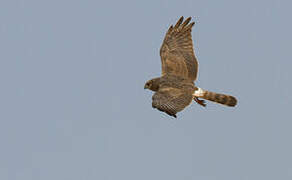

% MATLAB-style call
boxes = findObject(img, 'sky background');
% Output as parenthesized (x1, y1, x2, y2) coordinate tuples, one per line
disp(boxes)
(1, 0, 292, 180)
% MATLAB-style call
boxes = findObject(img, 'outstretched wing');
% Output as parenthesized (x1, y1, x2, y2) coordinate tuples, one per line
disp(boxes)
(160, 16, 198, 82)
(152, 87, 193, 117)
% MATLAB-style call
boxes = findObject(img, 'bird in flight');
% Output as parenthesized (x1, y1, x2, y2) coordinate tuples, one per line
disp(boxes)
(144, 16, 237, 118)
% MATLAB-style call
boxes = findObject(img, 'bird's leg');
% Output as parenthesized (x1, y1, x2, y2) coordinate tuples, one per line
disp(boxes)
(194, 96, 206, 107)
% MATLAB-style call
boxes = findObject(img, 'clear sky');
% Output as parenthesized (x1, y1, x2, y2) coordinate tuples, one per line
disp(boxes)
(1, 0, 292, 179)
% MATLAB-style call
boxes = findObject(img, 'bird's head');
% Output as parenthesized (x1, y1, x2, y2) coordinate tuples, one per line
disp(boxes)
(144, 78, 160, 91)
(144, 80, 153, 90)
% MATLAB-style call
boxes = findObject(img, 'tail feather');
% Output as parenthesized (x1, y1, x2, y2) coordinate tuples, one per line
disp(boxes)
(193, 88, 237, 107)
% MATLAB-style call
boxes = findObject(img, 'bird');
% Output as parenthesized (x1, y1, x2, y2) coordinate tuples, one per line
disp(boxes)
(144, 16, 237, 118)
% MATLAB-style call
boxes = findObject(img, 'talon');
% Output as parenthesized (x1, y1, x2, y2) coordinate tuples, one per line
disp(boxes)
(194, 97, 206, 107)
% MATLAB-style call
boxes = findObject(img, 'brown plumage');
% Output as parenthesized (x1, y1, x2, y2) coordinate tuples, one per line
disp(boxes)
(144, 17, 237, 118)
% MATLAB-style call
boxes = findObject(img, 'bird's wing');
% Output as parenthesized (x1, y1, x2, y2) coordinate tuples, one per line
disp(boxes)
(152, 87, 193, 117)
(160, 16, 198, 82)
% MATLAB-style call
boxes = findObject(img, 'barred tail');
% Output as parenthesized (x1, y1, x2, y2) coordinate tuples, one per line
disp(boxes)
(193, 88, 237, 107)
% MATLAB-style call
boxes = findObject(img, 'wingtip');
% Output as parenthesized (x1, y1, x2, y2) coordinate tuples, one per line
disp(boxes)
(185, 17, 192, 21)
(186, 22, 195, 30)
(181, 17, 192, 27)
(174, 16, 184, 29)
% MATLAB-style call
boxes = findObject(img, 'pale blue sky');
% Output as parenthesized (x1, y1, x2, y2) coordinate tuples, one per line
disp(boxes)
(1, 0, 292, 179)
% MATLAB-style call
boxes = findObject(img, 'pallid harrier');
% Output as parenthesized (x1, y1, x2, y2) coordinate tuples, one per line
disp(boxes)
(144, 17, 237, 118)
